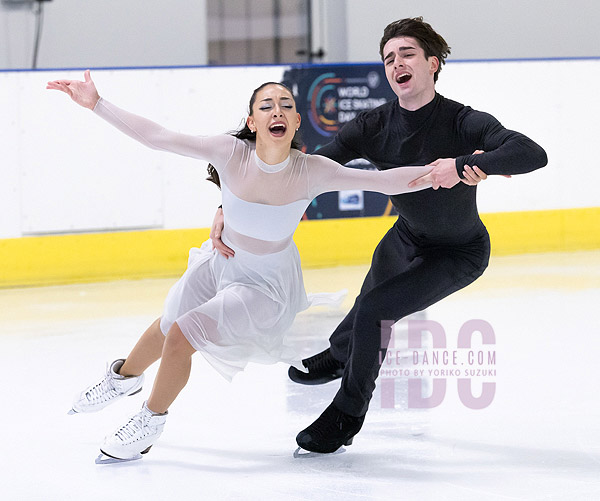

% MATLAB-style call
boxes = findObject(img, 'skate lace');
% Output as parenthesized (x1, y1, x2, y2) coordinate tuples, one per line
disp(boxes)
(305, 349, 342, 373)
(86, 376, 117, 403)
(115, 412, 148, 442)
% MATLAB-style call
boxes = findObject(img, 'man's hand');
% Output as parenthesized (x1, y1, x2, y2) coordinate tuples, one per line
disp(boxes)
(418, 157, 460, 190)
(408, 158, 458, 190)
(210, 208, 235, 258)
(410, 150, 510, 189)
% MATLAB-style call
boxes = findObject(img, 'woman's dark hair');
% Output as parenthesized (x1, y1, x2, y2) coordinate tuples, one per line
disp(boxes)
(379, 17, 451, 83)
(207, 81, 302, 188)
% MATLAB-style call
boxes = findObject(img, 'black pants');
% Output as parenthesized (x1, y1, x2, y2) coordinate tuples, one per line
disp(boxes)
(330, 218, 491, 417)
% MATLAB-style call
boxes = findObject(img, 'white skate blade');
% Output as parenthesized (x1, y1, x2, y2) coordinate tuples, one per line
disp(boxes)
(67, 408, 78, 415)
(95, 452, 143, 465)
(293, 446, 346, 459)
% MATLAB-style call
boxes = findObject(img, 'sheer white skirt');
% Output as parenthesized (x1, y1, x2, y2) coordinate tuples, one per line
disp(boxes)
(159, 237, 344, 381)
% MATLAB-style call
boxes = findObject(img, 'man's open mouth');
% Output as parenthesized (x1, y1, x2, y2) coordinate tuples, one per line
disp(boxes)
(396, 73, 412, 84)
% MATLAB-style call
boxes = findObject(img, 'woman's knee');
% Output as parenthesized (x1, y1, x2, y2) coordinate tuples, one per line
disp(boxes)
(163, 322, 196, 357)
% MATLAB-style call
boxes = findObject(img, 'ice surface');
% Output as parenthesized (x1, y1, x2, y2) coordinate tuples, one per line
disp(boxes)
(0, 252, 598, 500)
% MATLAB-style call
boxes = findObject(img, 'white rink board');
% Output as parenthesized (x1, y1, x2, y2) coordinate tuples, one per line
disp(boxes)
(1, 59, 599, 239)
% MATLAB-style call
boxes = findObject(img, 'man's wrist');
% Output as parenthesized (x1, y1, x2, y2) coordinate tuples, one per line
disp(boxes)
(454, 156, 468, 179)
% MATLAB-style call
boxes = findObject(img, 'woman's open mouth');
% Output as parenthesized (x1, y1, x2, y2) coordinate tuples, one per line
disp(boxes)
(269, 123, 287, 137)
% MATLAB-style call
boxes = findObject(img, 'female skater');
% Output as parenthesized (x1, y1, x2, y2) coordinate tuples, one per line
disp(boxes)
(47, 71, 434, 461)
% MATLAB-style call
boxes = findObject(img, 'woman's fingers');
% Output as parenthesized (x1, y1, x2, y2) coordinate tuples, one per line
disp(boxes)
(46, 71, 100, 109)
(46, 81, 72, 97)
(461, 167, 477, 185)
(461, 165, 487, 185)
(471, 166, 488, 179)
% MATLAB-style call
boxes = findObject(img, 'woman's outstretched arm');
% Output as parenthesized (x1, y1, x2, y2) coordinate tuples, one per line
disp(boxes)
(47, 70, 232, 163)
(307, 154, 433, 198)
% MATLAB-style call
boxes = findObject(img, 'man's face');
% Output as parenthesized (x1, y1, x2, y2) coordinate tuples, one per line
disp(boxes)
(382, 36, 439, 109)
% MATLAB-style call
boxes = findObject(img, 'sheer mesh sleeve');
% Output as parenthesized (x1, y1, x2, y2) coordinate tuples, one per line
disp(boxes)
(93, 98, 235, 169)
(306, 154, 432, 199)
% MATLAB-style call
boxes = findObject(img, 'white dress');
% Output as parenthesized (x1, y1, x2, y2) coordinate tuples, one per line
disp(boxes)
(94, 99, 430, 380)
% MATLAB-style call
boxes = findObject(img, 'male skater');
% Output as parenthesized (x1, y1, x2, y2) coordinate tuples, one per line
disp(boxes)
(214, 17, 548, 453)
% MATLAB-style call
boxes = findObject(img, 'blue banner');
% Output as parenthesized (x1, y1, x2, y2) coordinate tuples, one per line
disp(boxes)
(282, 64, 397, 220)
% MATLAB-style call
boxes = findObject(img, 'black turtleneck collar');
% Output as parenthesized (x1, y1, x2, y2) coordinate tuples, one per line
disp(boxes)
(394, 92, 441, 130)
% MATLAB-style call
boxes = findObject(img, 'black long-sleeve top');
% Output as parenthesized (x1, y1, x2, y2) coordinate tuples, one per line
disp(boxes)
(315, 93, 548, 245)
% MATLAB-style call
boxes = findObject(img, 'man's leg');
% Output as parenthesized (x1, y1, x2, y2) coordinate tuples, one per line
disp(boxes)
(290, 224, 414, 384)
(330, 224, 415, 362)
(297, 236, 490, 452)
(334, 248, 488, 417)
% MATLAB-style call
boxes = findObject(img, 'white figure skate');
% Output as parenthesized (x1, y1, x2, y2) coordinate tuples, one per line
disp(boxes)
(69, 359, 144, 415)
(96, 402, 167, 463)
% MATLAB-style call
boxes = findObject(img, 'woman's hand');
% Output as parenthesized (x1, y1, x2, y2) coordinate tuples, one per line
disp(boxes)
(408, 150, 490, 189)
(461, 150, 512, 185)
(461, 164, 487, 185)
(461, 150, 486, 186)
(46, 69, 100, 110)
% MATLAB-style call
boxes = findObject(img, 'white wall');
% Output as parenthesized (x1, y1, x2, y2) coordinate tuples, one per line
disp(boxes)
(2, 0, 599, 70)
(0, 0, 208, 69)
(1, 59, 598, 239)
(346, 0, 600, 62)
(311, 0, 348, 63)
(436, 58, 600, 213)
(0, 65, 284, 238)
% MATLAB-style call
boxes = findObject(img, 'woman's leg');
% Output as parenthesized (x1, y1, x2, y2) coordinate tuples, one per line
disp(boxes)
(146, 321, 196, 414)
(98, 321, 192, 459)
(119, 318, 166, 377)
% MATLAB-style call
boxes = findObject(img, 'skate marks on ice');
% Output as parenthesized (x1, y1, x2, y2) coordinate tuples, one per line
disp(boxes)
(293, 446, 346, 459)
(94, 443, 345, 464)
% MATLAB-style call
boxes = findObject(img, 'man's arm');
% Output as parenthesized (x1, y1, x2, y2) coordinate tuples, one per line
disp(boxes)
(313, 137, 361, 165)
(412, 111, 547, 190)
(455, 110, 548, 177)
(409, 151, 493, 189)
(312, 111, 368, 164)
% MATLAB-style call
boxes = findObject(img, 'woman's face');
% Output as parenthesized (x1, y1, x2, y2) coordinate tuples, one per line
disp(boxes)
(247, 84, 301, 144)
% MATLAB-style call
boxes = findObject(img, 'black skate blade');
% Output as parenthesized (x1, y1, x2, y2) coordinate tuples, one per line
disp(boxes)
(293, 446, 346, 459)
(95, 451, 143, 465)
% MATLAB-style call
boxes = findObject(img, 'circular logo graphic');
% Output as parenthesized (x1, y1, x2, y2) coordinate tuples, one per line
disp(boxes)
(306, 72, 342, 137)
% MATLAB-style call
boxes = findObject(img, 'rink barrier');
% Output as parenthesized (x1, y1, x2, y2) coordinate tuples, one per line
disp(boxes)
(1, 206, 598, 288)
